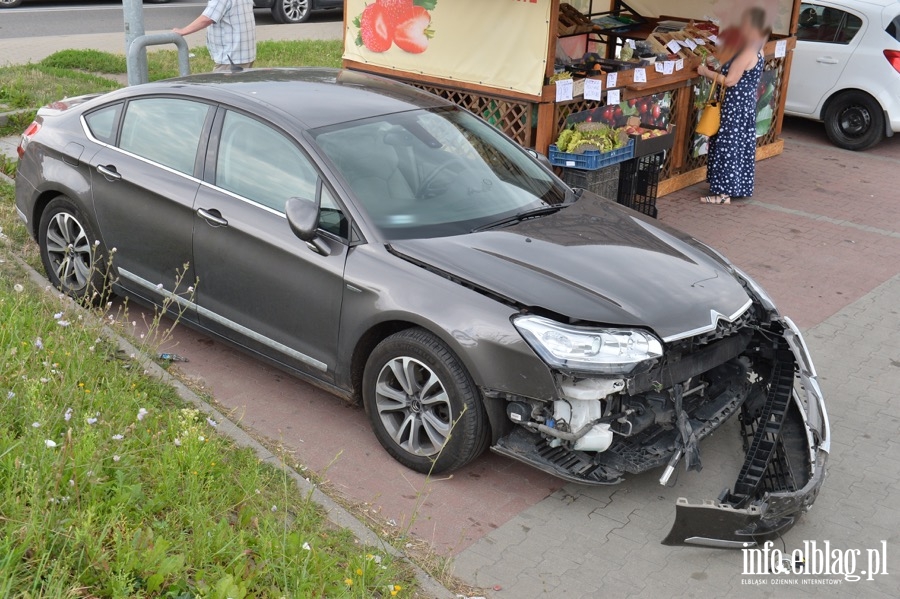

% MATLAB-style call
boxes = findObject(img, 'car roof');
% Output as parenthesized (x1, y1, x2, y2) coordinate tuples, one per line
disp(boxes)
(143, 68, 453, 129)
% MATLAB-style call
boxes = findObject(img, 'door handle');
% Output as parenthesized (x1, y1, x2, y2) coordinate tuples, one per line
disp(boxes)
(197, 208, 228, 227)
(816, 57, 839, 64)
(97, 164, 122, 181)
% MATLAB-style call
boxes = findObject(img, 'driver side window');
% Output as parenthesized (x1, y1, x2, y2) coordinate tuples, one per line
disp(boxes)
(216, 111, 348, 238)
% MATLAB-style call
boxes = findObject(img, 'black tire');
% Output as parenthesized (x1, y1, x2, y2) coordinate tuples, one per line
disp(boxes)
(0, 0, 24, 8)
(362, 328, 489, 474)
(823, 91, 885, 151)
(271, 0, 311, 24)
(38, 196, 109, 304)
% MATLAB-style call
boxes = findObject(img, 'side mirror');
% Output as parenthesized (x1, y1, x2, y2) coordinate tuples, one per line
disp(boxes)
(526, 148, 554, 171)
(285, 197, 331, 256)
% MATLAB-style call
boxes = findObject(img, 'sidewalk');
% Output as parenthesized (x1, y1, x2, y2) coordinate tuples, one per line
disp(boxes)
(0, 21, 343, 66)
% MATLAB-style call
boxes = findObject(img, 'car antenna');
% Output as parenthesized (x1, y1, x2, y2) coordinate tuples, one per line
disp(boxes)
(227, 55, 243, 74)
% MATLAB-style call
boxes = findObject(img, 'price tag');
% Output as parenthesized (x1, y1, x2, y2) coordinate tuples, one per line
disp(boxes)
(555, 78, 573, 102)
(662, 61, 675, 75)
(775, 39, 787, 58)
(654, 62, 664, 73)
(627, 39, 636, 49)
(607, 89, 621, 105)
(584, 78, 602, 101)
(694, 37, 706, 45)
(666, 40, 682, 54)
(565, 160, 576, 167)
(633, 67, 647, 83)
(684, 38, 697, 50)
(708, 34, 719, 44)
(606, 71, 618, 89)
(675, 58, 684, 71)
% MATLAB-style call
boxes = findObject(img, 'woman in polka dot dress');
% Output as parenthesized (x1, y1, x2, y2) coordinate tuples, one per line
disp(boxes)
(698, 8, 770, 204)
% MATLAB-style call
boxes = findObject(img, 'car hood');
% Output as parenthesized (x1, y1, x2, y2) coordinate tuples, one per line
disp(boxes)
(389, 195, 752, 341)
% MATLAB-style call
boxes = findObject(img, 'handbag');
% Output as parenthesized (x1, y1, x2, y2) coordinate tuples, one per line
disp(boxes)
(696, 80, 722, 137)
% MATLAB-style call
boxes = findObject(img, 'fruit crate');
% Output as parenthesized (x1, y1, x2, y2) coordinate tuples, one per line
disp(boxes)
(561, 163, 621, 202)
(617, 151, 664, 218)
(549, 138, 634, 170)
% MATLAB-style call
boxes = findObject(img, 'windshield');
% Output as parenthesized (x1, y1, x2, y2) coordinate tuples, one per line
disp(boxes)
(312, 108, 568, 239)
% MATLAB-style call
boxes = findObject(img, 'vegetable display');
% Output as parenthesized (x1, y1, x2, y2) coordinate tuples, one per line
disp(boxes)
(555, 122, 630, 154)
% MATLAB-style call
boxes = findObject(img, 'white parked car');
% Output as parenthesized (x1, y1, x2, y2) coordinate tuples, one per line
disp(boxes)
(786, 0, 900, 150)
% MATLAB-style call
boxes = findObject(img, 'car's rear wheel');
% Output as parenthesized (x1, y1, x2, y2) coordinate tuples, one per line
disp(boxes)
(0, 0, 24, 8)
(823, 91, 884, 151)
(38, 196, 108, 304)
(271, 0, 311, 23)
(362, 328, 489, 474)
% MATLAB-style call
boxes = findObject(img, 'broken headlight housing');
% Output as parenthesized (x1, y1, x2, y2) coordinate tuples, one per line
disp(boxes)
(513, 315, 663, 374)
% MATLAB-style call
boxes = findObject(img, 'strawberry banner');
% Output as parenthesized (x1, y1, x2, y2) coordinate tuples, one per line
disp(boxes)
(343, 0, 553, 97)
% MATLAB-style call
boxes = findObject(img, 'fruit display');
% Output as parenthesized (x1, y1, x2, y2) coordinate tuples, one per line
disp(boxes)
(556, 122, 630, 155)
(623, 124, 669, 140)
(354, 0, 436, 54)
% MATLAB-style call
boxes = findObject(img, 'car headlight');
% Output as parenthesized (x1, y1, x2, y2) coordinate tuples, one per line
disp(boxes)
(513, 315, 663, 374)
(731, 265, 777, 312)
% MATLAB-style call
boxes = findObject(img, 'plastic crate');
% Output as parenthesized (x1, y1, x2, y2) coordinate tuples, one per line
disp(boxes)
(549, 138, 634, 170)
(617, 152, 664, 218)
(561, 163, 621, 201)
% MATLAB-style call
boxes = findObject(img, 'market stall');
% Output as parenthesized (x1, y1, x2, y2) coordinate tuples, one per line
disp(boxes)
(341, 0, 803, 203)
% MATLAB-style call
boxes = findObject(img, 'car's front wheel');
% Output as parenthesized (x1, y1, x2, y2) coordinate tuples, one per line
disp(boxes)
(362, 328, 489, 474)
(0, 0, 24, 9)
(38, 196, 108, 304)
(823, 90, 885, 151)
(271, 0, 311, 23)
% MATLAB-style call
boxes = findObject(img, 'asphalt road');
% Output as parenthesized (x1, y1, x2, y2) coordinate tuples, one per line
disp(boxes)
(0, 0, 343, 39)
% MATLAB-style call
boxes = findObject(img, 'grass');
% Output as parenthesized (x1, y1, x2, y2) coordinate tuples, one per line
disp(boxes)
(0, 181, 415, 598)
(0, 40, 343, 136)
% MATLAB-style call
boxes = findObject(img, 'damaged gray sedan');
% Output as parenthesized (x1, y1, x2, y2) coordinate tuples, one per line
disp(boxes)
(14, 69, 828, 547)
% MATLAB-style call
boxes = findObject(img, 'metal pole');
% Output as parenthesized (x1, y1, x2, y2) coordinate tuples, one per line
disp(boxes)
(123, 0, 148, 86)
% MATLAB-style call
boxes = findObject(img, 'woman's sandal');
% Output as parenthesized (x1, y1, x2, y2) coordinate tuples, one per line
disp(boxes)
(700, 194, 731, 204)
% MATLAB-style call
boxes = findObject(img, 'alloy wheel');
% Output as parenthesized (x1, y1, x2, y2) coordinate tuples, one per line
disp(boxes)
(281, 0, 309, 22)
(45, 212, 93, 291)
(375, 357, 453, 457)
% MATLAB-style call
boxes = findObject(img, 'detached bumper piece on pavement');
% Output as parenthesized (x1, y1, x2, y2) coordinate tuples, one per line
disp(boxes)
(492, 308, 830, 548)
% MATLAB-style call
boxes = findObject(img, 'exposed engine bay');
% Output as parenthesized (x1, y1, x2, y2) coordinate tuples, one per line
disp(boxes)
(492, 301, 830, 549)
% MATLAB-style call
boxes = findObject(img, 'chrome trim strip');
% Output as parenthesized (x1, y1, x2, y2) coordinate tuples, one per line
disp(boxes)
(118, 268, 328, 373)
(662, 298, 754, 343)
(684, 537, 756, 549)
(16, 206, 28, 225)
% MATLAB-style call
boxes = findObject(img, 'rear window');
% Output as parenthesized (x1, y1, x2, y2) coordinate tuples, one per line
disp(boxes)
(889, 15, 900, 41)
(119, 98, 210, 176)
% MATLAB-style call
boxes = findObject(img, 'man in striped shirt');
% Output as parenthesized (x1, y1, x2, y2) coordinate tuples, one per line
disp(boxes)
(174, 0, 257, 72)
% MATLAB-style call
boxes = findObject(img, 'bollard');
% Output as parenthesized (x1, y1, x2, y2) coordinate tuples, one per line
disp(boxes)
(126, 33, 191, 86)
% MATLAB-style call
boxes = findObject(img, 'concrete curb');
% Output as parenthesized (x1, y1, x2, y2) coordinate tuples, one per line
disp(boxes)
(11, 253, 455, 599)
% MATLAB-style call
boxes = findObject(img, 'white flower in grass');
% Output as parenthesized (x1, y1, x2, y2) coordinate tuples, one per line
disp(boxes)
(6, 391, 14, 399)
(64, 408, 73, 422)
(206, 417, 218, 428)
(86, 417, 98, 425)
(40, 378, 49, 384)
(271, 505, 277, 512)
(34, 337, 44, 350)
(53, 312, 63, 320)
(44, 439, 57, 448)
(112, 434, 124, 440)
(112, 455, 121, 462)
(302, 542, 311, 551)
(32, 422, 40, 428)
(88, 346, 95, 352)
(187, 286, 195, 293)
(137, 408, 148, 421)
(68, 479, 74, 487)
(13, 284, 24, 293)
(57, 320, 71, 327)
(198, 435, 205, 442)
(173, 438, 182, 447)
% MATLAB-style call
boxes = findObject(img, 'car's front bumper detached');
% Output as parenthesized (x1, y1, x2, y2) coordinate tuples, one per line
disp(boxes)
(662, 317, 830, 548)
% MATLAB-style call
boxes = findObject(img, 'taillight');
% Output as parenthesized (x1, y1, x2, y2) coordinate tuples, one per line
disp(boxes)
(17, 121, 41, 159)
(885, 50, 900, 75)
